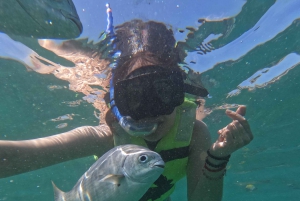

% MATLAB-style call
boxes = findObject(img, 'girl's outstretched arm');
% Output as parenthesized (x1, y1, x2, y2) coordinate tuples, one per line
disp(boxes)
(0, 124, 114, 178)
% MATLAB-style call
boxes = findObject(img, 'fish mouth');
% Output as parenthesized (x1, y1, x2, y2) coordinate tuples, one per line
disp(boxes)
(152, 160, 165, 169)
(60, 9, 83, 34)
(155, 164, 165, 168)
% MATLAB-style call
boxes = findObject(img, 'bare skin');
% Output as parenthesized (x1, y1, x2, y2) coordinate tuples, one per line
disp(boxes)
(143, 109, 177, 142)
(0, 125, 114, 178)
(0, 106, 253, 201)
(188, 106, 253, 201)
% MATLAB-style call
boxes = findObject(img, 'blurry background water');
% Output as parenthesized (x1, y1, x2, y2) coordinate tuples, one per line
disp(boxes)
(1, 0, 300, 200)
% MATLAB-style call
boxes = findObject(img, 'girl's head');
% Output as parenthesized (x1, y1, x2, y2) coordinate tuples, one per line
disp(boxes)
(106, 20, 207, 137)
(112, 19, 182, 84)
(106, 20, 184, 136)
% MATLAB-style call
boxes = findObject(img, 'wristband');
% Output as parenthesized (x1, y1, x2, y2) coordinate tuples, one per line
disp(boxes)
(202, 168, 226, 180)
(207, 149, 230, 161)
(204, 163, 226, 172)
(205, 158, 227, 169)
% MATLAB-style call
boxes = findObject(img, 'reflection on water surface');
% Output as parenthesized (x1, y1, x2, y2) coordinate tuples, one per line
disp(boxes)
(1, 0, 300, 200)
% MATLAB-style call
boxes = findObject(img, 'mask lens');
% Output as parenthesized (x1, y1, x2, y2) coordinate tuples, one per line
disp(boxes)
(115, 69, 184, 120)
(126, 80, 144, 111)
(153, 79, 173, 104)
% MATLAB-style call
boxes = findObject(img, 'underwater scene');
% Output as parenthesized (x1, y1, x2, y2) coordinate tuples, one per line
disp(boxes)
(0, 0, 300, 200)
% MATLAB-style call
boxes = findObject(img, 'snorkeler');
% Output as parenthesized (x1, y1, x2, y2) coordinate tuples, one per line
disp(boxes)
(0, 5, 253, 201)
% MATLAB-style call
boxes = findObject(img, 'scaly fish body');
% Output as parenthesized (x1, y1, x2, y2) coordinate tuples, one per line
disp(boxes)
(52, 144, 165, 201)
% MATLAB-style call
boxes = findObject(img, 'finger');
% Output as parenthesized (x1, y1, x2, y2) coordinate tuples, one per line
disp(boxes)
(217, 128, 226, 142)
(225, 109, 251, 131)
(232, 118, 253, 139)
(217, 130, 230, 148)
(223, 129, 234, 144)
(225, 109, 246, 122)
(236, 120, 253, 140)
(228, 133, 246, 153)
(231, 120, 244, 135)
(217, 128, 223, 135)
(226, 123, 237, 140)
(227, 122, 249, 146)
(219, 122, 239, 140)
(236, 105, 246, 116)
(232, 120, 252, 143)
(232, 120, 251, 136)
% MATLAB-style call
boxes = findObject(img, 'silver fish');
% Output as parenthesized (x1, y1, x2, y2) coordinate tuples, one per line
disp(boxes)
(52, 145, 165, 201)
(0, 0, 82, 39)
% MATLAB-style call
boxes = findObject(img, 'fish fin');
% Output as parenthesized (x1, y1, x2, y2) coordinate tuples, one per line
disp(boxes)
(100, 174, 125, 186)
(52, 181, 65, 201)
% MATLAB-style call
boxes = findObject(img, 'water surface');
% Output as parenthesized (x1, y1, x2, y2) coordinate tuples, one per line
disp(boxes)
(1, 0, 300, 200)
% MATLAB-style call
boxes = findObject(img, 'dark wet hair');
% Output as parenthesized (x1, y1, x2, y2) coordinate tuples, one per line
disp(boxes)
(112, 20, 182, 85)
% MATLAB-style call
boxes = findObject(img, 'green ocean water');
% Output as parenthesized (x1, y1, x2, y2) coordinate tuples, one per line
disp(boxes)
(1, 0, 300, 200)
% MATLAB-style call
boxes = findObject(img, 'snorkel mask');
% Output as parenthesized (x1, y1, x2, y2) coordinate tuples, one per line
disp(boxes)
(106, 4, 208, 137)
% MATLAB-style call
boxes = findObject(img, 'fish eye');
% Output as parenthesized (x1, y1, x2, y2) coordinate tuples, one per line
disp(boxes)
(139, 155, 148, 163)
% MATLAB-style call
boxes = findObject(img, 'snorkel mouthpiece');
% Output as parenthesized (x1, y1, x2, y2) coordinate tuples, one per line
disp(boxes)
(119, 116, 158, 136)
(106, 4, 158, 136)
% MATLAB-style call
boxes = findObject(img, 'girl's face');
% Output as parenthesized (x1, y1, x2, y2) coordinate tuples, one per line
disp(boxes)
(142, 108, 177, 142)
(114, 64, 181, 139)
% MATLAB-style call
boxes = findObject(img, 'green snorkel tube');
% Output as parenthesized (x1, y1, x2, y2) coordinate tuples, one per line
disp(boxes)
(106, 4, 158, 136)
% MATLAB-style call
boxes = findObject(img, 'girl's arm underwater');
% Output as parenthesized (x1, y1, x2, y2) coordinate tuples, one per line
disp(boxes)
(0, 124, 114, 178)
(187, 120, 224, 201)
(187, 106, 253, 201)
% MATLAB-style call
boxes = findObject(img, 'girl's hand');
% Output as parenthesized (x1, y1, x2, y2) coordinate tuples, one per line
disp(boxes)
(210, 106, 253, 157)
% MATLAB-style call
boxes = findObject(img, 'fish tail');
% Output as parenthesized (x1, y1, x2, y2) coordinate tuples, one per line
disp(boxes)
(52, 181, 66, 201)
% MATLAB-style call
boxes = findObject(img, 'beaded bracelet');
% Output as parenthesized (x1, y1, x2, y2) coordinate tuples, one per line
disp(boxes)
(204, 163, 226, 172)
(202, 150, 229, 180)
(202, 168, 226, 181)
(205, 158, 227, 169)
(207, 149, 230, 161)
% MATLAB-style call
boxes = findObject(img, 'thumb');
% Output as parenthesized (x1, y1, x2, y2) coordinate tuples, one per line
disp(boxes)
(236, 105, 246, 116)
